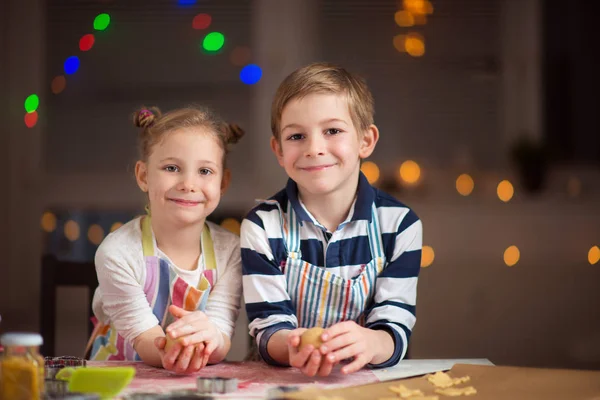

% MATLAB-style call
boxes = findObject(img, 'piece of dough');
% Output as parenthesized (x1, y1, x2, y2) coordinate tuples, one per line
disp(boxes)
(300, 327, 325, 350)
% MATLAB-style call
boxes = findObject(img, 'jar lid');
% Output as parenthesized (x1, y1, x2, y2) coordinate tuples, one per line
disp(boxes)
(0, 332, 43, 347)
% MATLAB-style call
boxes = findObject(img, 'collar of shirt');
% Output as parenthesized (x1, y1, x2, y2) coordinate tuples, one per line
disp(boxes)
(284, 171, 375, 228)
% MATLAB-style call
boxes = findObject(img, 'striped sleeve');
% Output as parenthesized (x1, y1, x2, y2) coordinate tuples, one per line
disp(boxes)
(241, 207, 297, 365)
(366, 207, 422, 368)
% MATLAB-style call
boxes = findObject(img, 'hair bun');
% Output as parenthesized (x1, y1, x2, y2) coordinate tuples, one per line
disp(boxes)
(133, 106, 161, 129)
(225, 123, 245, 144)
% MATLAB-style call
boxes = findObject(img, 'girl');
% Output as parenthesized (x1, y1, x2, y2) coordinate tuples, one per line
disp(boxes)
(88, 106, 244, 374)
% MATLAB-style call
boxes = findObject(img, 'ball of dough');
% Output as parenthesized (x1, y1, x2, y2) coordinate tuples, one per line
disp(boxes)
(164, 335, 178, 353)
(300, 327, 325, 350)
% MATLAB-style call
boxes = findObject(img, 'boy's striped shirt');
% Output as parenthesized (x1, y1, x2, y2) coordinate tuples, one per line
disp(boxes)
(241, 173, 422, 367)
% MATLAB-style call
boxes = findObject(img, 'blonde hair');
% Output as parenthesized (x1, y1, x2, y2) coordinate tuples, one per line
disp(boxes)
(271, 62, 374, 140)
(133, 105, 244, 166)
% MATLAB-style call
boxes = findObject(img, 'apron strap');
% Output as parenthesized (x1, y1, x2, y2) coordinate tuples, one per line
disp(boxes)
(141, 216, 154, 257)
(367, 203, 385, 268)
(255, 199, 302, 259)
(201, 223, 217, 271)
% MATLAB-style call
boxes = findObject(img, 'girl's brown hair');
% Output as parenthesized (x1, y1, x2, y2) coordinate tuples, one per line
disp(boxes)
(132, 105, 244, 166)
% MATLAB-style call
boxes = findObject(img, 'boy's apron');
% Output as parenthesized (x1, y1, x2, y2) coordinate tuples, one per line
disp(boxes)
(264, 200, 385, 328)
(86, 216, 217, 361)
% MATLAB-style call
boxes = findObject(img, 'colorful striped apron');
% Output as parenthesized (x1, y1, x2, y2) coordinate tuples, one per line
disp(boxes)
(267, 200, 385, 328)
(87, 216, 217, 361)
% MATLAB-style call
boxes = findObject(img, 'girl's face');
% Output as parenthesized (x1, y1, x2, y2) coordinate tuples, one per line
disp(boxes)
(135, 127, 230, 227)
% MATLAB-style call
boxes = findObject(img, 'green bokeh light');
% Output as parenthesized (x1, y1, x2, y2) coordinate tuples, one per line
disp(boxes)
(94, 13, 111, 31)
(202, 32, 225, 52)
(24, 94, 39, 113)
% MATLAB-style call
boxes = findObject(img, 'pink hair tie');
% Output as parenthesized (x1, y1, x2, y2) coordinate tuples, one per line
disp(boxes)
(139, 109, 153, 119)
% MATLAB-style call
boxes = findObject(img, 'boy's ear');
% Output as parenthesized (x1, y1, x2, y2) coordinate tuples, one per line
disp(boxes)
(359, 124, 379, 159)
(221, 169, 231, 195)
(270, 136, 285, 167)
(135, 161, 149, 192)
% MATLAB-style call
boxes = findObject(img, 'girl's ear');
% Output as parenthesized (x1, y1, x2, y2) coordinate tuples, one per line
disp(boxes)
(135, 161, 149, 192)
(359, 125, 379, 159)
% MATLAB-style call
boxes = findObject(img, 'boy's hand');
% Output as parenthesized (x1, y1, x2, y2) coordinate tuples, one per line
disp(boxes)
(287, 328, 337, 377)
(320, 321, 380, 374)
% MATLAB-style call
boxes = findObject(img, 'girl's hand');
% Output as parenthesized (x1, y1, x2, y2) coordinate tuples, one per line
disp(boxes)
(288, 328, 337, 377)
(154, 336, 207, 373)
(165, 305, 224, 368)
(320, 321, 380, 374)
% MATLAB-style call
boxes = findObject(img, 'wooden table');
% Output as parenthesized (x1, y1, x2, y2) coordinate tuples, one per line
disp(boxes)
(89, 358, 493, 399)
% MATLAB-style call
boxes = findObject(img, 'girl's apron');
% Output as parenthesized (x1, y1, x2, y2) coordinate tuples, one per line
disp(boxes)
(265, 200, 386, 328)
(87, 216, 217, 360)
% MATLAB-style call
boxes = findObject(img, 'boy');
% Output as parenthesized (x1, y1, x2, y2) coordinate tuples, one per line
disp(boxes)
(241, 62, 422, 376)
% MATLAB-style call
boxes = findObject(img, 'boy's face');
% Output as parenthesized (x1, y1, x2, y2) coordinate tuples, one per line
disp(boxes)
(271, 93, 378, 198)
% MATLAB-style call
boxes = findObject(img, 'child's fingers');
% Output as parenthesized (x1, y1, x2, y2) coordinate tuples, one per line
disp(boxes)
(301, 350, 322, 377)
(187, 344, 204, 372)
(168, 305, 190, 319)
(331, 342, 361, 364)
(166, 313, 207, 337)
(164, 341, 184, 367)
(317, 354, 336, 377)
(178, 330, 212, 347)
(287, 328, 306, 347)
(204, 338, 219, 356)
(320, 331, 353, 354)
(289, 344, 313, 368)
(175, 344, 195, 374)
(321, 321, 355, 341)
(341, 353, 369, 374)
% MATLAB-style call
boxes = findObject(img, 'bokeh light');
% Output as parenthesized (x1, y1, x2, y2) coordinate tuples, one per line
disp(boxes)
(497, 180, 515, 202)
(589, 246, 600, 265)
(240, 64, 262, 85)
(192, 14, 212, 30)
(203, 32, 225, 52)
(456, 174, 475, 196)
(403, 0, 434, 15)
(405, 33, 425, 57)
(504, 246, 520, 267)
(64, 220, 81, 242)
(88, 224, 105, 245)
(51, 76, 67, 94)
(361, 161, 380, 184)
(395, 10, 414, 27)
(110, 222, 123, 232)
(230, 46, 252, 66)
(220, 218, 241, 236)
(41, 212, 57, 233)
(24, 111, 38, 128)
(79, 34, 95, 51)
(393, 34, 407, 53)
(178, 0, 197, 5)
(24, 94, 39, 113)
(93, 13, 111, 31)
(421, 245, 435, 267)
(399, 160, 421, 185)
(64, 56, 80, 75)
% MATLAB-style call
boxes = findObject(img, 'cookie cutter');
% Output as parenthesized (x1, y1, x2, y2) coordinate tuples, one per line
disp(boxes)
(196, 376, 238, 394)
(44, 355, 86, 379)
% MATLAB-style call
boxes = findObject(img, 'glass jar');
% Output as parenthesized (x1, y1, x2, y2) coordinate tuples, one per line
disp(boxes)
(0, 332, 45, 400)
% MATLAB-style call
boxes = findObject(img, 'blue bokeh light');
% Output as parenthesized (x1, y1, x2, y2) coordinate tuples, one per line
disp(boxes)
(64, 56, 80, 75)
(240, 64, 262, 85)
